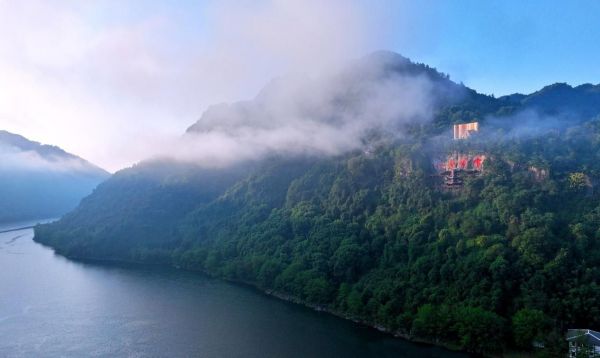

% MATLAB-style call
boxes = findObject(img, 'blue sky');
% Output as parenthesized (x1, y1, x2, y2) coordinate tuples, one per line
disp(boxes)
(101, 0, 600, 95)
(88, 0, 600, 96)
(386, 1, 600, 95)
(1, 0, 599, 171)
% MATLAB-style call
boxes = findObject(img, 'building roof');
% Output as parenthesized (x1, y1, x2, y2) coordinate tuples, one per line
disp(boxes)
(567, 329, 600, 346)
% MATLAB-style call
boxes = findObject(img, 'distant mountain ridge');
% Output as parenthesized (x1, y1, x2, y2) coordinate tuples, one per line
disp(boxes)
(0, 130, 70, 158)
(187, 51, 487, 136)
(0, 130, 109, 222)
(500, 82, 600, 119)
(0, 130, 107, 174)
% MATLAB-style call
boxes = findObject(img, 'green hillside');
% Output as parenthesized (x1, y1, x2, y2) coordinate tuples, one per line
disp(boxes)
(34, 52, 600, 355)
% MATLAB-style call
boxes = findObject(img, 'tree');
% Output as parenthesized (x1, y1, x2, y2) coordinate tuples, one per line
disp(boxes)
(453, 306, 505, 354)
(511, 308, 547, 349)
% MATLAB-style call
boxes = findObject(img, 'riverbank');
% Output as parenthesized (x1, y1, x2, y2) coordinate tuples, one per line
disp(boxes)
(0, 225, 36, 234)
(9, 228, 466, 357)
(0, 218, 57, 233)
(260, 289, 467, 355)
(33, 236, 476, 356)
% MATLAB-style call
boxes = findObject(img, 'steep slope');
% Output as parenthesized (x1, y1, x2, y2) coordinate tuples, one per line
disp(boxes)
(37, 51, 488, 258)
(36, 120, 600, 354)
(188, 51, 500, 143)
(34, 52, 600, 354)
(0, 130, 109, 222)
(35, 159, 254, 260)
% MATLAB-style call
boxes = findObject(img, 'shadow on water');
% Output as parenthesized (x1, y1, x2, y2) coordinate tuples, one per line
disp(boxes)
(64, 257, 472, 358)
(0, 225, 472, 358)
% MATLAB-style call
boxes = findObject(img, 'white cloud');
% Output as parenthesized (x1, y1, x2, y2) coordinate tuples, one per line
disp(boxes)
(0, 142, 93, 173)
(0, 0, 398, 172)
(152, 57, 439, 167)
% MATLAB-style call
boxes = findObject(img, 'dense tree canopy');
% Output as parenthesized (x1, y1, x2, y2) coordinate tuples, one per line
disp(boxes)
(34, 55, 600, 355)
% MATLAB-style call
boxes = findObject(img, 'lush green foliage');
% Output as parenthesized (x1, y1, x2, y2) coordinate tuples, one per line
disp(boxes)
(34, 160, 251, 260)
(512, 308, 548, 349)
(36, 115, 600, 354)
(34, 55, 600, 355)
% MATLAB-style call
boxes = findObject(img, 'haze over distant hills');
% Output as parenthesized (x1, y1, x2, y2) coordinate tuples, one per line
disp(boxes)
(0, 130, 109, 223)
(35, 52, 600, 354)
(499, 81, 600, 119)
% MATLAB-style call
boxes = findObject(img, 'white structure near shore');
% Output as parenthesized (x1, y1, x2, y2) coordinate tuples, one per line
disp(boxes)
(567, 329, 600, 357)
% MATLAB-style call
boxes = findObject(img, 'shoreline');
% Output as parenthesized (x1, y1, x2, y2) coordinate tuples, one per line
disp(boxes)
(32, 236, 474, 356)
(0, 225, 36, 234)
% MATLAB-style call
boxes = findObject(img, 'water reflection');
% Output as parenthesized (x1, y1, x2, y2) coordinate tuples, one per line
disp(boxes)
(0, 225, 469, 357)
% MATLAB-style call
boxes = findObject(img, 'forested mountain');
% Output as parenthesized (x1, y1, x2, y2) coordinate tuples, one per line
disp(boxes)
(500, 82, 600, 120)
(0, 131, 108, 222)
(35, 52, 600, 355)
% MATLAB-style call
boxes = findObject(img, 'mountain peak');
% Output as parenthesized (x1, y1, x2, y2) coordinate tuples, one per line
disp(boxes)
(0, 130, 70, 159)
(0, 130, 109, 222)
(360, 50, 412, 66)
(0, 130, 108, 175)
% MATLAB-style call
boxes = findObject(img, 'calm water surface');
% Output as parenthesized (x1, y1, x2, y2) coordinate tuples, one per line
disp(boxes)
(0, 220, 469, 358)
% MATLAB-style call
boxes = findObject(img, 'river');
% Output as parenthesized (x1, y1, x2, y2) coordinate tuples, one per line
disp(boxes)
(0, 220, 469, 357)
